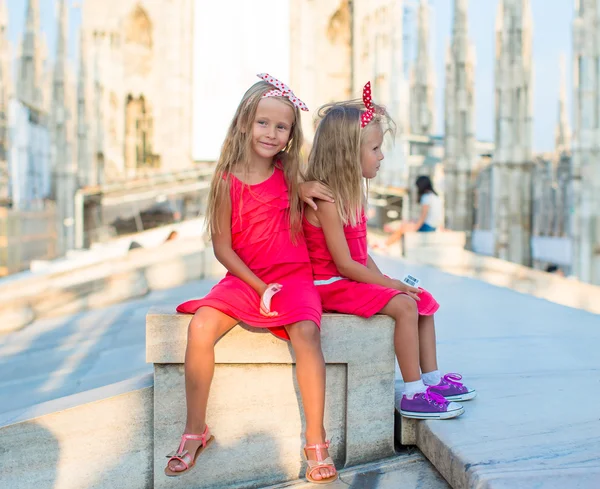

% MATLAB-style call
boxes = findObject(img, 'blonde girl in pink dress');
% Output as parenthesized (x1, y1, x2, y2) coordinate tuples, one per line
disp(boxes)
(303, 83, 476, 421)
(165, 74, 337, 484)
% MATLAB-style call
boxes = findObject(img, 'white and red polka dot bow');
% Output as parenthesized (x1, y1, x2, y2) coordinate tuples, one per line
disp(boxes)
(257, 73, 309, 111)
(360, 81, 375, 128)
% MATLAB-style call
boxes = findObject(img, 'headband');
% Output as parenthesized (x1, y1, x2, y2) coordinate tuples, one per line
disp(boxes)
(257, 73, 309, 111)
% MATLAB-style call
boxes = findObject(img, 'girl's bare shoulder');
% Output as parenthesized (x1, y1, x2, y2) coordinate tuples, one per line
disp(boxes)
(304, 205, 321, 227)
(315, 200, 342, 226)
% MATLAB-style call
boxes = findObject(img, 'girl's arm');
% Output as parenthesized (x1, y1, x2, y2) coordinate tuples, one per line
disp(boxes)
(413, 204, 430, 230)
(211, 188, 268, 296)
(317, 202, 420, 299)
(366, 254, 382, 273)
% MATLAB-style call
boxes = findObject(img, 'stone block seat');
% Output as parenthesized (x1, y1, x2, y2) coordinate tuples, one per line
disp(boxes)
(146, 307, 397, 489)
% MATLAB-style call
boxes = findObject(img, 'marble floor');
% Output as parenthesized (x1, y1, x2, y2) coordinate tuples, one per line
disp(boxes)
(2, 252, 599, 488)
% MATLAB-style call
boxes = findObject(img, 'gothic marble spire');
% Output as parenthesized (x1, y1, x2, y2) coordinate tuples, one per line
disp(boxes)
(0, 0, 10, 106)
(410, 0, 435, 136)
(444, 0, 476, 231)
(0, 0, 7, 38)
(571, 0, 600, 284)
(555, 53, 570, 155)
(77, 29, 93, 187)
(52, 0, 76, 253)
(492, 0, 533, 265)
(494, 0, 533, 164)
(0, 0, 10, 201)
(389, 0, 407, 134)
(18, 0, 42, 108)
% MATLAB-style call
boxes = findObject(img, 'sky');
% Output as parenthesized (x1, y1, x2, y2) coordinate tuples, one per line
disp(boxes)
(7, 0, 574, 159)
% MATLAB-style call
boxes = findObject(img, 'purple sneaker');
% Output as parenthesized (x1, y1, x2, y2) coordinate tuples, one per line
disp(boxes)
(428, 373, 477, 402)
(400, 387, 464, 420)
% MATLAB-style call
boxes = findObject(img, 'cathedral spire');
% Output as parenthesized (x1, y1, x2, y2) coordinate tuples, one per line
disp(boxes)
(54, 0, 68, 95)
(495, 0, 504, 41)
(51, 0, 68, 162)
(494, 0, 533, 164)
(444, 0, 476, 231)
(389, 0, 406, 133)
(91, 36, 106, 187)
(452, 0, 468, 40)
(52, 0, 76, 253)
(18, 0, 42, 108)
(555, 53, 570, 155)
(492, 0, 534, 265)
(77, 29, 93, 187)
(571, 0, 600, 284)
(0, 0, 10, 202)
(0, 0, 10, 104)
(0, 0, 8, 30)
(410, 0, 435, 136)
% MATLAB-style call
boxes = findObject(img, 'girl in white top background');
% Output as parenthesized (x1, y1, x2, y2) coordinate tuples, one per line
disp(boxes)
(384, 175, 442, 246)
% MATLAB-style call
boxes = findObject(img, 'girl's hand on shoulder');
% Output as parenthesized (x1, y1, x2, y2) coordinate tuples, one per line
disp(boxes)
(391, 280, 421, 301)
(260, 283, 283, 317)
(299, 181, 334, 211)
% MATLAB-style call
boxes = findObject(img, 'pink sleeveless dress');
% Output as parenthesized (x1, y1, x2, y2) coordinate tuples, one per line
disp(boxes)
(177, 167, 322, 340)
(303, 210, 439, 317)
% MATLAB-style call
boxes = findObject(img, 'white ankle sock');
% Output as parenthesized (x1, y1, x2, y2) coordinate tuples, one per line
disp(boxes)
(403, 380, 426, 399)
(422, 370, 442, 386)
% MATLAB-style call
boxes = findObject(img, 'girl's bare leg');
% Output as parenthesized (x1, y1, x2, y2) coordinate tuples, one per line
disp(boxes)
(380, 294, 420, 382)
(286, 320, 335, 481)
(385, 223, 407, 246)
(168, 307, 238, 472)
(418, 314, 438, 374)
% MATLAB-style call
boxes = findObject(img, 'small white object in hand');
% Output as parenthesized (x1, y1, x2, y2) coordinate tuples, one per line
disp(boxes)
(261, 284, 282, 313)
(402, 274, 420, 287)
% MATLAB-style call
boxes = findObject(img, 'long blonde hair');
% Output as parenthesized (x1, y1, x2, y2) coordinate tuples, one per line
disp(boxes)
(205, 80, 304, 238)
(305, 100, 394, 226)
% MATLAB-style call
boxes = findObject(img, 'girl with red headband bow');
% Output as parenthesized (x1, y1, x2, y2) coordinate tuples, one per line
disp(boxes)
(302, 83, 476, 421)
(165, 74, 337, 484)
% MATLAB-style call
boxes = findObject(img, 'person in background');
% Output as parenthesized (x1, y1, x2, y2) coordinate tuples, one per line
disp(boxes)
(545, 264, 565, 277)
(384, 175, 443, 247)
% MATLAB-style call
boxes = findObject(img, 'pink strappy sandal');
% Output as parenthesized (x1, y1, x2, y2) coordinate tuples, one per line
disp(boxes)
(303, 440, 338, 484)
(164, 425, 213, 477)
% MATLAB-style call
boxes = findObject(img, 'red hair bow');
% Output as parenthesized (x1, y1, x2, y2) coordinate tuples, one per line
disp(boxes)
(360, 81, 375, 128)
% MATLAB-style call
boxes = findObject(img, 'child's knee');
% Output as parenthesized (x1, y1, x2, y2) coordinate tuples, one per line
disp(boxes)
(390, 294, 418, 320)
(187, 313, 218, 346)
(288, 320, 321, 347)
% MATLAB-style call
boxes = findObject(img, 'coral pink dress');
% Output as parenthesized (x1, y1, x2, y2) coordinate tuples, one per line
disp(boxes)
(177, 166, 322, 341)
(303, 210, 439, 317)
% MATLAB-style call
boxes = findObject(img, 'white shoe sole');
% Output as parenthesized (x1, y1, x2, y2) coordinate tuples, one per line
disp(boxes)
(400, 405, 464, 420)
(444, 390, 477, 402)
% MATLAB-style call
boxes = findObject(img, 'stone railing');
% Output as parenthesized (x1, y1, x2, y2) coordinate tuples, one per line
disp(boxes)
(394, 231, 600, 315)
(0, 237, 219, 333)
(0, 375, 154, 489)
(401, 230, 466, 262)
(146, 307, 397, 489)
